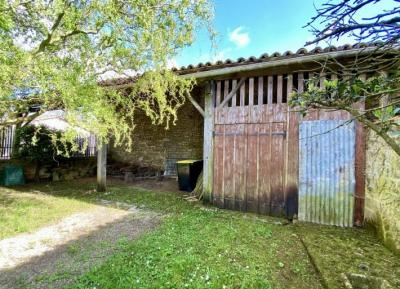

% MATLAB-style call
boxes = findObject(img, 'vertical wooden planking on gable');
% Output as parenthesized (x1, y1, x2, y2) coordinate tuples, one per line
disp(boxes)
(258, 76, 264, 105)
(249, 78, 254, 106)
(274, 103, 286, 122)
(318, 72, 330, 119)
(307, 72, 320, 120)
(237, 79, 248, 123)
(267, 76, 273, 104)
(298, 72, 304, 93)
(224, 80, 229, 103)
(264, 76, 274, 122)
(274, 75, 284, 122)
(250, 76, 264, 122)
(214, 80, 227, 124)
(240, 79, 245, 107)
(216, 81, 221, 106)
(277, 75, 283, 104)
(232, 79, 237, 107)
(214, 82, 222, 123)
(325, 73, 340, 120)
(203, 81, 215, 202)
(319, 72, 326, 89)
(250, 105, 263, 123)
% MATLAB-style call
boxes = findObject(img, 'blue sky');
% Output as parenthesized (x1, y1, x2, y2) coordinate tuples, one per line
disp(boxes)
(173, 0, 397, 67)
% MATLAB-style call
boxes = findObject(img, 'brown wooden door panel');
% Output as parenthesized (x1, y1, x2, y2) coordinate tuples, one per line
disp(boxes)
(246, 123, 259, 212)
(213, 104, 296, 218)
(258, 123, 272, 214)
(213, 124, 225, 208)
(234, 123, 247, 211)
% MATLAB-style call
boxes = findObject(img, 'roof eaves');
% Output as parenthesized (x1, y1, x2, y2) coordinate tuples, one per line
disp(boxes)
(176, 43, 380, 79)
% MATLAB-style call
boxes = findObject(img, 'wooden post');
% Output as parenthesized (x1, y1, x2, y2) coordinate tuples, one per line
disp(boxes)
(97, 141, 107, 192)
(353, 73, 366, 226)
(203, 81, 215, 202)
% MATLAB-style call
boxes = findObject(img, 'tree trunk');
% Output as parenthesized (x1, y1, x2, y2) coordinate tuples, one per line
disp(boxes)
(34, 160, 41, 182)
(192, 170, 203, 200)
(96, 141, 107, 192)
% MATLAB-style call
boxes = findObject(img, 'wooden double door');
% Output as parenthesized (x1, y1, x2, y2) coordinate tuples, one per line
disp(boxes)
(212, 104, 298, 217)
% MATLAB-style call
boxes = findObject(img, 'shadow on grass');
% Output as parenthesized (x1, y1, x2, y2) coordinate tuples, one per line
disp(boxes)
(1, 178, 325, 289)
(8, 177, 185, 212)
(0, 209, 161, 289)
(2, 178, 400, 289)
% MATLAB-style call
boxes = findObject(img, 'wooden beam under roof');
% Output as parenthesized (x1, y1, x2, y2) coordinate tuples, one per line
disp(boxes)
(186, 92, 204, 117)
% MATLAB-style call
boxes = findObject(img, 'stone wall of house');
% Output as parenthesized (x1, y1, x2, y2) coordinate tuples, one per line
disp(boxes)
(365, 130, 400, 253)
(108, 88, 204, 174)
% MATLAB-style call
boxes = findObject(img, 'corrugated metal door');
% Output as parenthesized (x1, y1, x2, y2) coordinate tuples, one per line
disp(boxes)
(299, 120, 356, 227)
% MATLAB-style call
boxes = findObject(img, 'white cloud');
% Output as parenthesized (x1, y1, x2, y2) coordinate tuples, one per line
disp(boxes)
(212, 48, 232, 62)
(98, 69, 138, 81)
(167, 58, 179, 69)
(197, 48, 232, 65)
(229, 27, 250, 48)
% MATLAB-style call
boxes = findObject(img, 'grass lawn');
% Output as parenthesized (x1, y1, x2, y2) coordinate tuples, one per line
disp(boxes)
(0, 185, 94, 239)
(1, 179, 399, 289)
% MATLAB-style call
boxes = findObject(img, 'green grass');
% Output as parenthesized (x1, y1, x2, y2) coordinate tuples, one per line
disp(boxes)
(0, 185, 93, 239)
(63, 203, 320, 288)
(2, 179, 399, 289)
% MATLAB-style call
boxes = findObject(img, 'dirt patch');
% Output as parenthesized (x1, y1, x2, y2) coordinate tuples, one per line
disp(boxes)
(120, 177, 181, 193)
(0, 204, 161, 289)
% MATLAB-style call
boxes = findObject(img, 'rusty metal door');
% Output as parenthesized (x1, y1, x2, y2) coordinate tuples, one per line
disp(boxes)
(298, 120, 356, 227)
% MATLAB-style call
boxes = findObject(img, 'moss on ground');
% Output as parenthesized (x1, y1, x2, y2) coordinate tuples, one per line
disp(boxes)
(296, 223, 400, 289)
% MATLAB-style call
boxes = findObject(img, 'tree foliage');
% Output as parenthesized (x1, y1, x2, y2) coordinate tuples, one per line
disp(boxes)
(293, 0, 400, 155)
(0, 0, 213, 151)
(13, 125, 71, 163)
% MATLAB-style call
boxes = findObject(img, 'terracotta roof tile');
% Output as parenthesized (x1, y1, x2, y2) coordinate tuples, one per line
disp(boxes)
(173, 43, 379, 75)
(102, 43, 378, 85)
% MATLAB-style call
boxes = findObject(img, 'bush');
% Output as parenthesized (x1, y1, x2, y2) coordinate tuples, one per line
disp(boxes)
(13, 125, 73, 162)
(12, 125, 74, 180)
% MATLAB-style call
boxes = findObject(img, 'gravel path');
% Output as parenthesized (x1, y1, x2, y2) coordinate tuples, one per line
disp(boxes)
(0, 202, 161, 289)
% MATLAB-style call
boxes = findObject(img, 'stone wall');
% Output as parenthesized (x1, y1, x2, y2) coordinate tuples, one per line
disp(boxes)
(365, 130, 400, 253)
(0, 157, 96, 182)
(108, 88, 204, 174)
